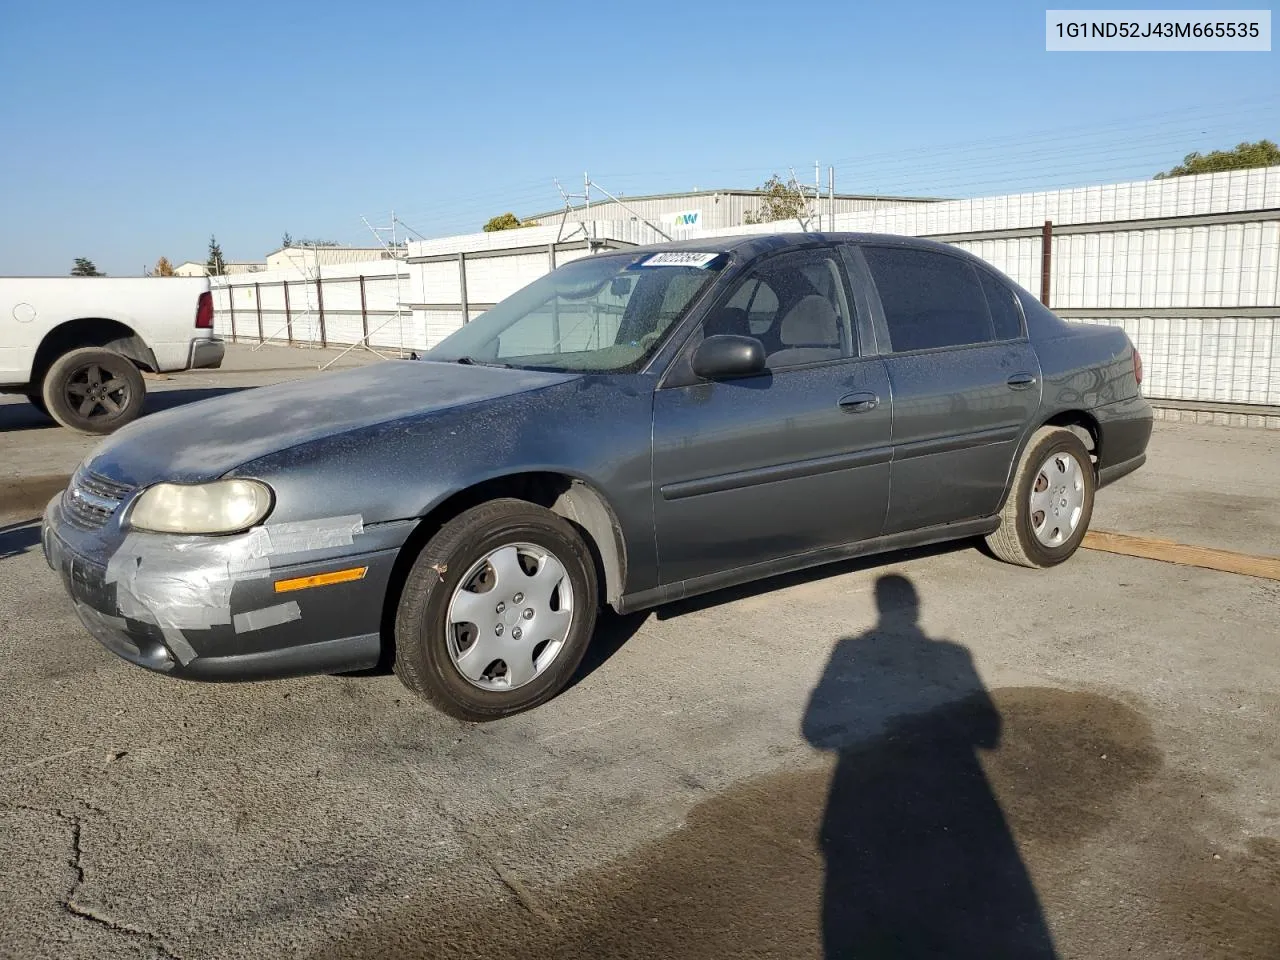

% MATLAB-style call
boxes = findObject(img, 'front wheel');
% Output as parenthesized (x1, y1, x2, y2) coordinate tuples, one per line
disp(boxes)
(985, 427, 1095, 568)
(41, 347, 146, 434)
(394, 499, 599, 721)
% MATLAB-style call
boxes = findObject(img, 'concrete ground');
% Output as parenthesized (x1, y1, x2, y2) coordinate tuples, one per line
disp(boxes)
(0, 349, 1277, 959)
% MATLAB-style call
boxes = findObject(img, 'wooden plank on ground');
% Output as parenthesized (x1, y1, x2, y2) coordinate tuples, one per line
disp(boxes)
(1082, 530, 1280, 581)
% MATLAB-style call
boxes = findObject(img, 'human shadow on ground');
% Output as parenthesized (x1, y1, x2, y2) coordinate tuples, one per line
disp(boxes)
(802, 572, 1058, 959)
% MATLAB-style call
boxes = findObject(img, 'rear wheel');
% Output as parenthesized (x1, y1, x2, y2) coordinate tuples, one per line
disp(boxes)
(394, 499, 599, 721)
(41, 347, 146, 434)
(986, 427, 1095, 568)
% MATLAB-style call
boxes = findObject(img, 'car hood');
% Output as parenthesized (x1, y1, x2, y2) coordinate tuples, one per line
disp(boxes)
(87, 360, 580, 486)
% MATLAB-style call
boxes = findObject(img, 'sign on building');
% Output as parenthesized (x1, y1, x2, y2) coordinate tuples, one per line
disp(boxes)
(662, 209, 702, 228)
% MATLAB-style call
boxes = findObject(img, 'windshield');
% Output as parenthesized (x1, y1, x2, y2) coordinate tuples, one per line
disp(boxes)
(424, 250, 726, 372)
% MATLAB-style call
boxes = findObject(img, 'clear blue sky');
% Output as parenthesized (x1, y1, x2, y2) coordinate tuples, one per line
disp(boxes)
(1, 0, 1275, 275)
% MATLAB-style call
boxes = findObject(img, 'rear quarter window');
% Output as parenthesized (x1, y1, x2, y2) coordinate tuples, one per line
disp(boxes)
(978, 270, 1025, 341)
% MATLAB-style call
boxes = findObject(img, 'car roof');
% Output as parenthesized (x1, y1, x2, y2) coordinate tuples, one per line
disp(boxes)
(614, 231, 968, 260)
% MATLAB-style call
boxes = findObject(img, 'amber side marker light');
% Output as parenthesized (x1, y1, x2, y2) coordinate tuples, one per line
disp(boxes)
(274, 566, 369, 593)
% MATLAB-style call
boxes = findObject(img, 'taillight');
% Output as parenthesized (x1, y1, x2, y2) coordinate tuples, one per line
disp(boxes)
(195, 291, 213, 329)
(1133, 348, 1143, 386)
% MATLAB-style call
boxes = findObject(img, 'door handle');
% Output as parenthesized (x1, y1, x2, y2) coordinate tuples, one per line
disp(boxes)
(838, 391, 880, 413)
(1007, 373, 1037, 390)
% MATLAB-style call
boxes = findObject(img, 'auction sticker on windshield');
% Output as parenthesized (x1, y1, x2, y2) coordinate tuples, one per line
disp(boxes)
(634, 252, 721, 269)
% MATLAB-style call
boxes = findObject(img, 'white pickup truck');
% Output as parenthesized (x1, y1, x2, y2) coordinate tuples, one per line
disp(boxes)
(0, 277, 224, 433)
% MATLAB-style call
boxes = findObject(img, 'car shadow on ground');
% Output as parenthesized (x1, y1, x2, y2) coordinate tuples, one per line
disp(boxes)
(652, 537, 977, 620)
(571, 539, 981, 689)
(0, 386, 248, 432)
(0, 519, 41, 561)
(304, 571, 1058, 959)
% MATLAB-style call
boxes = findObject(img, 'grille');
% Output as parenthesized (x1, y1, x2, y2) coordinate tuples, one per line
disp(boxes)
(63, 469, 136, 530)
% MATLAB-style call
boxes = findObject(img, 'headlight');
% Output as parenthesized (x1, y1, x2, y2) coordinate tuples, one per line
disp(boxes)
(128, 479, 274, 534)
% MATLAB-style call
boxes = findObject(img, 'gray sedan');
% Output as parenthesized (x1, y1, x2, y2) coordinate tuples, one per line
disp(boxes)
(42, 233, 1152, 720)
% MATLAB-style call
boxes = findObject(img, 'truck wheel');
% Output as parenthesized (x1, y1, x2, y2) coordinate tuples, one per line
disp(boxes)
(394, 499, 599, 721)
(41, 347, 146, 435)
(985, 427, 1095, 568)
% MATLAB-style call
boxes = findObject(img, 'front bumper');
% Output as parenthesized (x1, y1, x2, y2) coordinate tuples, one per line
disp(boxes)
(188, 337, 225, 371)
(42, 495, 410, 682)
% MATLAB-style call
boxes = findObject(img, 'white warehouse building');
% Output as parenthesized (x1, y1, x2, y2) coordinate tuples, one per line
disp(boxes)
(524, 188, 942, 233)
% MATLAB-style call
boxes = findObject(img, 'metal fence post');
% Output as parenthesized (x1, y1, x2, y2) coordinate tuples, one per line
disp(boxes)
(227, 285, 237, 342)
(547, 242, 556, 272)
(458, 252, 469, 323)
(316, 276, 327, 347)
(254, 281, 264, 342)
(1040, 220, 1053, 307)
(358, 274, 369, 348)
(283, 281, 294, 344)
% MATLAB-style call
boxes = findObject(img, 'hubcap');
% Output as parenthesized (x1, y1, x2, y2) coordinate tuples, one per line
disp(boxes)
(1029, 450, 1086, 548)
(65, 362, 130, 421)
(446, 543, 573, 691)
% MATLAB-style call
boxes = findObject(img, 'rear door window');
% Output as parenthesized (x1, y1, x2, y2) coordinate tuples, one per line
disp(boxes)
(861, 247, 995, 352)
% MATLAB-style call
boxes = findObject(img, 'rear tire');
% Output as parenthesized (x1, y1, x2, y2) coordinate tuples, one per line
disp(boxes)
(393, 499, 599, 721)
(986, 427, 1095, 568)
(41, 348, 146, 434)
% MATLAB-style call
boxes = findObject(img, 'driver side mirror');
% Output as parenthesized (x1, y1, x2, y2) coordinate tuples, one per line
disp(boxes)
(691, 334, 766, 380)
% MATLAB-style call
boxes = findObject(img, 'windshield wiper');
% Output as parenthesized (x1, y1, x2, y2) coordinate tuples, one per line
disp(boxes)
(455, 356, 513, 368)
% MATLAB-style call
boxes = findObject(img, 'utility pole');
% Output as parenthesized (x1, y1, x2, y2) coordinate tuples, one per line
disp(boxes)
(828, 166, 835, 232)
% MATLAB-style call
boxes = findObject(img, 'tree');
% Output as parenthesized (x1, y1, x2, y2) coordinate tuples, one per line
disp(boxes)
(742, 175, 810, 225)
(483, 212, 536, 232)
(151, 256, 175, 277)
(206, 235, 226, 276)
(281, 232, 293, 248)
(1154, 139, 1280, 179)
(71, 257, 104, 277)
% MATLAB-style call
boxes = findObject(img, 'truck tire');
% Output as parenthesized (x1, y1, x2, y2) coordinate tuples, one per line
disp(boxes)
(41, 347, 146, 435)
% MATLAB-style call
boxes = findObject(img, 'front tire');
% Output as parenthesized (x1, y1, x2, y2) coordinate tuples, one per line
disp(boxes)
(393, 499, 599, 721)
(41, 347, 146, 434)
(985, 427, 1095, 568)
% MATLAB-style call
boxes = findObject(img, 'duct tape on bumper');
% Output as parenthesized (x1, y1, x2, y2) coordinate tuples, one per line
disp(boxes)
(102, 514, 365, 656)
